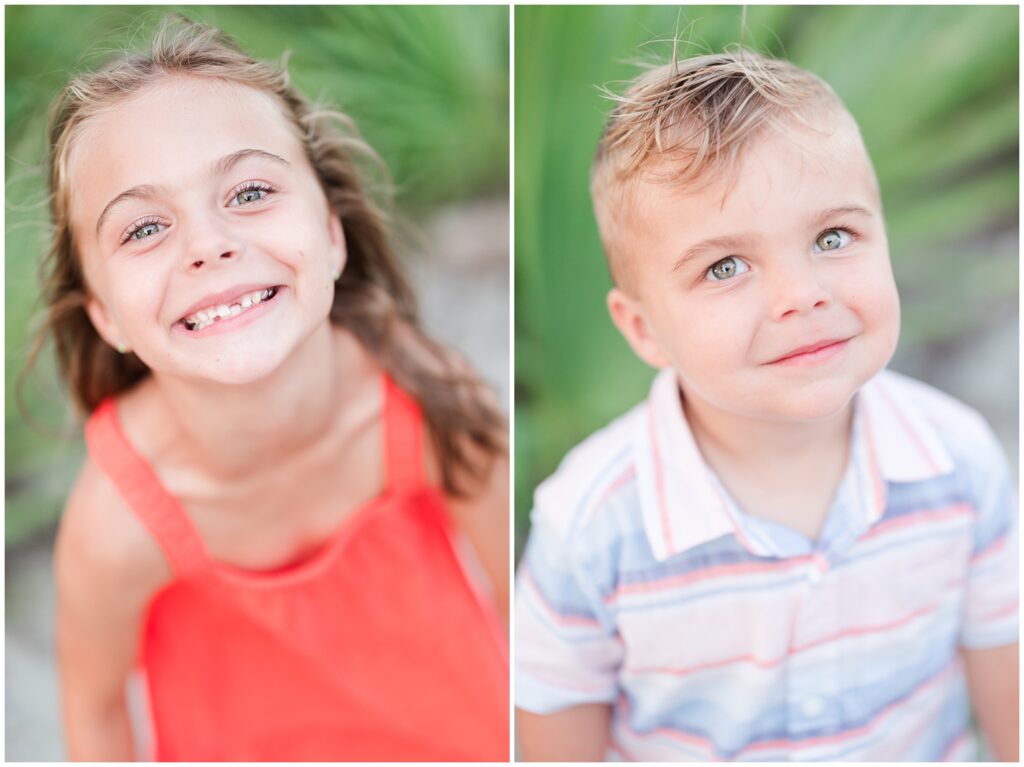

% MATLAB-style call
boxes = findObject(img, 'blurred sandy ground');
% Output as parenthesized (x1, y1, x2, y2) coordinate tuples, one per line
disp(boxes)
(5, 197, 510, 760)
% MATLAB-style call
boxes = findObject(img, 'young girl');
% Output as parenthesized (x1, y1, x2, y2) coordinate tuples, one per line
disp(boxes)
(42, 15, 509, 761)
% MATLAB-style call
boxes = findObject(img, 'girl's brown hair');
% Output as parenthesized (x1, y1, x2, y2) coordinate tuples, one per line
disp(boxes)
(32, 14, 505, 495)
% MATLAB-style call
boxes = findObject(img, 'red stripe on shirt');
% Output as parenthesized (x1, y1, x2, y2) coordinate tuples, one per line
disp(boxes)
(520, 566, 602, 628)
(626, 595, 954, 678)
(857, 502, 972, 544)
(648, 399, 676, 557)
(606, 555, 817, 603)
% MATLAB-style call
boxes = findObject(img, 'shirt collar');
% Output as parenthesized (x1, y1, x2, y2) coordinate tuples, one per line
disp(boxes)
(634, 368, 955, 562)
(857, 369, 955, 483)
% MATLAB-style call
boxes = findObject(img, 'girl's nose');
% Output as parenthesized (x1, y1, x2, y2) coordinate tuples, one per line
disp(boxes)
(187, 249, 238, 271)
(182, 218, 244, 271)
(768, 260, 832, 321)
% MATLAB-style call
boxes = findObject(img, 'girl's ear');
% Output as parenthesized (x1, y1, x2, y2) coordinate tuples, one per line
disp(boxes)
(85, 295, 128, 353)
(327, 211, 347, 279)
(607, 287, 672, 369)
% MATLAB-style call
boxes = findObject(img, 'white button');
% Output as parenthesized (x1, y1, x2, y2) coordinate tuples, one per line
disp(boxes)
(800, 696, 826, 718)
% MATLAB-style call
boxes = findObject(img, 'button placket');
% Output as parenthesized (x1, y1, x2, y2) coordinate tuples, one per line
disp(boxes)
(785, 563, 844, 749)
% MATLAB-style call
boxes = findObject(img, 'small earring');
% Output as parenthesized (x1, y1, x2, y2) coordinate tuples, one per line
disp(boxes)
(116, 341, 128, 354)
(332, 267, 341, 281)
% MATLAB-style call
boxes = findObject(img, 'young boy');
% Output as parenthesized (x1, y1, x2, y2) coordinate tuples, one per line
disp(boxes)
(515, 50, 1018, 761)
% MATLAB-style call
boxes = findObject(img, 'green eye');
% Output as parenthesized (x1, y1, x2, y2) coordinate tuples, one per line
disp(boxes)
(816, 229, 850, 251)
(705, 256, 749, 282)
(123, 219, 165, 243)
(228, 181, 274, 207)
(234, 188, 266, 205)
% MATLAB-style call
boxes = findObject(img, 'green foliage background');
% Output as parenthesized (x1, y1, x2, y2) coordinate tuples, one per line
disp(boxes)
(515, 5, 1019, 554)
(5, 5, 509, 543)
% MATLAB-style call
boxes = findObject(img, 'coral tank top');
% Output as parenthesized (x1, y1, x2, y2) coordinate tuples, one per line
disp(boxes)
(84, 376, 509, 761)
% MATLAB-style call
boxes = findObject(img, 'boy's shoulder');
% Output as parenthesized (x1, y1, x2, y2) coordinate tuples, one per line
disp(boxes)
(531, 383, 655, 546)
(869, 368, 1004, 465)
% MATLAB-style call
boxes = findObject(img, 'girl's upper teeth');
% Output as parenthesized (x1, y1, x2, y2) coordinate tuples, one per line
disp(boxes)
(185, 288, 274, 328)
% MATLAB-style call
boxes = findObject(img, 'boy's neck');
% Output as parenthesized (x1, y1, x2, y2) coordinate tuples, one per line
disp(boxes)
(148, 321, 372, 479)
(681, 384, 854, 466)
(681, 382, 854, 541)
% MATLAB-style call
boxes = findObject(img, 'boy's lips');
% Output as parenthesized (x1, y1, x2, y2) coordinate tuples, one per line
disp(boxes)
(767, 337, 851, 365)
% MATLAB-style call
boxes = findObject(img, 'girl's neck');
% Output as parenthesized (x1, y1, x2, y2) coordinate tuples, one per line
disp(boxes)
(150, 321, 368, 480)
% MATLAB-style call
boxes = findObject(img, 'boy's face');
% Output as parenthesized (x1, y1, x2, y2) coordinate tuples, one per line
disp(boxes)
(608, 117, 900, 423)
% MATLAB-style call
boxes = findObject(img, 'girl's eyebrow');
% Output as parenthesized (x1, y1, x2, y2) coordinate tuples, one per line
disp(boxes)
(214, 148, 290, 177)
(95, 148, 290, 237)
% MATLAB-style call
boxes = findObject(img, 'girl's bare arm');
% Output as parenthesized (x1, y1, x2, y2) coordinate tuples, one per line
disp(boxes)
(54, 459, 170, 761)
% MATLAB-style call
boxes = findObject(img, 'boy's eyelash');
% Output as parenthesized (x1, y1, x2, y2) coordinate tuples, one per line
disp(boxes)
(699, 223, 862, 278)
(818, 223, 861, 241)
(120, 216, 163, 244)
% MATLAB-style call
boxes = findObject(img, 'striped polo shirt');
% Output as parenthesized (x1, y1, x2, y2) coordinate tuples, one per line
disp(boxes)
(515, 368, 1017, 761)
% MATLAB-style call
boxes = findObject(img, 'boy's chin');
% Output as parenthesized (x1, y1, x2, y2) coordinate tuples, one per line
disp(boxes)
(759, 381, 860, 423)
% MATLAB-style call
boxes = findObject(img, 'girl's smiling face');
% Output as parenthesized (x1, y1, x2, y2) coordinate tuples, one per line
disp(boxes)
(71, 75, 345, 385)
(608, 118, 901, 423)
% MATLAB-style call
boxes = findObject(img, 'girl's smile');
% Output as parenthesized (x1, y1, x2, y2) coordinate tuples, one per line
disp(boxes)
(173, 285, 283, 337)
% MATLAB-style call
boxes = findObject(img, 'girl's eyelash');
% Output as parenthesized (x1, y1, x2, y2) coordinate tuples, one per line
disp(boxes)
(228, 179, 276, 203)
(120, 216, 163, 245)
(117, 181, 277, 245)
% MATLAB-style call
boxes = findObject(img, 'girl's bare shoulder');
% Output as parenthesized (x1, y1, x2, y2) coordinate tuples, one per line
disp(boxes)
(56, 391, 172, 609)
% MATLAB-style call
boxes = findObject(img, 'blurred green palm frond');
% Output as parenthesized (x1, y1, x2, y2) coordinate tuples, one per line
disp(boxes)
(5, 5, 508, 543)
(514, 5, 1018, 553)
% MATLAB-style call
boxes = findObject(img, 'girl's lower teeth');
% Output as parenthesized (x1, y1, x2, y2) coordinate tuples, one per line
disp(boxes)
(184, 287, 276, 331)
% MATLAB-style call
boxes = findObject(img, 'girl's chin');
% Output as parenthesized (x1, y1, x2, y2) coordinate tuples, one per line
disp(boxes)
(140, 346, 293, 388)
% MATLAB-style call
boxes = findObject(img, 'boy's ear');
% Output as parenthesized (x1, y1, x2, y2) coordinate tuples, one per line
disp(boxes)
(327, 210, 347, 279)
(85, 295, 128, 352)
(607, 287, 672, 369)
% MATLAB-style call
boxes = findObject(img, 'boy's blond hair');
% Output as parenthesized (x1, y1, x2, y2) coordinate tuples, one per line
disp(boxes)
(591, 48, 853, 289)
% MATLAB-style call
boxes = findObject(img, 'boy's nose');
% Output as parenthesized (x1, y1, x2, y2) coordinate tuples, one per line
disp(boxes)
(768, 263, 832, 320)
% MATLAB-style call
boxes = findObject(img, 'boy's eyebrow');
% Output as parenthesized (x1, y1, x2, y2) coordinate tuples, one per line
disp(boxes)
(671, 204, 874, 272)
(672, 232, 762, 273)
(95, 148, 291, 237)
(814, 205, 873, 224)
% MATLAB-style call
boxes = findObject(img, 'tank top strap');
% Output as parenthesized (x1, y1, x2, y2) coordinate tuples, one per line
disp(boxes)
(382, 375, 430, 494)
(84, 399, 209, 578)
